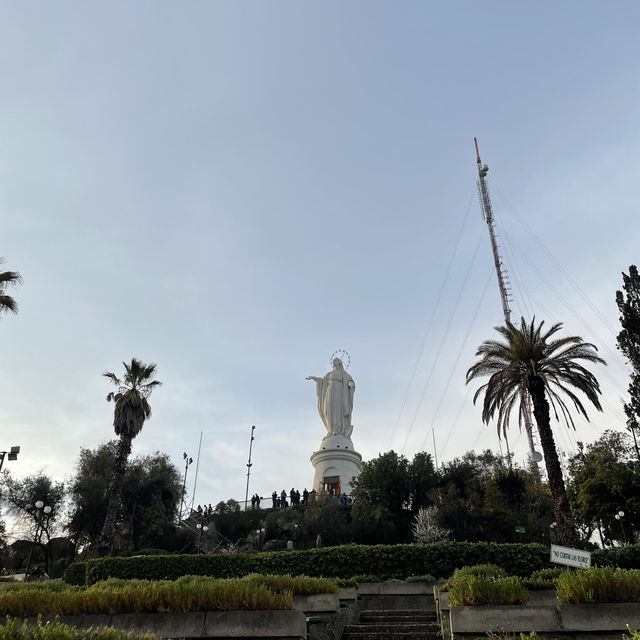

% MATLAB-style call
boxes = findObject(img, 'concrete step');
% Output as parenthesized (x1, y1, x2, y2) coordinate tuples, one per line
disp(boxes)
(359, 615, 437, 623)
(343, 632, 440, 640)
(345, 623, 440, 633)
(360, 610, 435, 616)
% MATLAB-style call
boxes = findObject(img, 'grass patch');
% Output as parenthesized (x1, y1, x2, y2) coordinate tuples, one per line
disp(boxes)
(453, 564, 507, 579)
(556, 566, 640, 604)
(0, 576, 293, 618)
(239, 574, 338, 595)
(0, 616, 156, 639)
(529, 567, 565, 581)
(334, 578, 357, 587)
(448, 574, 528, 606)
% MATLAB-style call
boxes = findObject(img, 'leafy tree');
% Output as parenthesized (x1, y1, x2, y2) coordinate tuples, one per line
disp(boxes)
(350, 450, 437, 543)
(429, 450, 552, 543)
(123, 453, 183, 551)
(69, 443, 184, 554)
(467, 317, 605, 547)
(567, 430, 640, 546)
(616, 265, 640, 459)
(98, 358, 162, 555)
(0, 258, 22, 316)
(0, 472, 65, 573)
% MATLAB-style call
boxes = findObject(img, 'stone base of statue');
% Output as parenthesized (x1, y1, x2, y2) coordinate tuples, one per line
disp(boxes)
(310, 433, 362, 497)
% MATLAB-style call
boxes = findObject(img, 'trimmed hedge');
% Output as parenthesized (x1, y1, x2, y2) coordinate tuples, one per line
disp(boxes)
(67, 542, 555, 585)
(592, 545, 640, 570)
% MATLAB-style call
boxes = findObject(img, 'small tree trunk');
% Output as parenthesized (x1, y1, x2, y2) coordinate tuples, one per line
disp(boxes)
(528, 376, 579, 547)
(98, 434, 132, 556)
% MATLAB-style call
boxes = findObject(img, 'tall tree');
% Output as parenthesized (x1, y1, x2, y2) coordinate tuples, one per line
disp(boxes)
(0, 258, 22, 316)
(98, 358, 162, 555)
(467, 317, 605, 547)
(616, 265, 640, 457)
(69, 443, 183, 554)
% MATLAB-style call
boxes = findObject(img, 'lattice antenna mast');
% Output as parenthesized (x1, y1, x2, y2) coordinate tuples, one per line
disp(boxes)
(474, 138, 541, 477)
(475, 138, 512, 322)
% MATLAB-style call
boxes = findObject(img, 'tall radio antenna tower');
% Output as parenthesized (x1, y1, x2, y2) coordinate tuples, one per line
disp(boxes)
(474, 138, 541, 476)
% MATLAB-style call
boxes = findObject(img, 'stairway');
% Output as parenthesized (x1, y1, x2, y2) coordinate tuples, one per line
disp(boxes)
(343, 608, 440, 640)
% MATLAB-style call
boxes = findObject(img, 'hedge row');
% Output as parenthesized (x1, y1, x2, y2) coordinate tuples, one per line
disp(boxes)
(66, 542, 551, 585)
(66, 543, 640, 586)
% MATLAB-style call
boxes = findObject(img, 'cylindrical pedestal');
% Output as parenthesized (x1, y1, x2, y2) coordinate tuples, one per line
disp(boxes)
(310, 434, 362, 496)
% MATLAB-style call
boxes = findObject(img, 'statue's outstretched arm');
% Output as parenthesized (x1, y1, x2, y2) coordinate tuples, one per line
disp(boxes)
(306, 376, 322, 383)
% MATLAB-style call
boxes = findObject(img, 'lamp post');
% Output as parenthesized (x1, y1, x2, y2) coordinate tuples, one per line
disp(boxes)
(244, 426, 255, 511)
(179, 452, 193, 521)
(627, 419, 640, 462)
(0, 445, 20, 471)
(549, 521, 558, 545)
(615, 510, 627, 545)
(24, 501, 52, 580)
(196, 516, 209, 554)
(256, 527, 265, 551)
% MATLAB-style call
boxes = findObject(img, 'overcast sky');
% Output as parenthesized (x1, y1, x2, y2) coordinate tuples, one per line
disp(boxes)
(1, 1, 639, 525)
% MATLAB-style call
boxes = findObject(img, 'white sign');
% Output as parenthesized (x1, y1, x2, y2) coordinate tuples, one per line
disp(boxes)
(550, 544, 591, 569)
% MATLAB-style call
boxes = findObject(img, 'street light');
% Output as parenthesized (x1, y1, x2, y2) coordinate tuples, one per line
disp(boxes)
(0, 446, 20, 472)
(179, 452, 193, 521)
(549, 521, 558, 544)
(256, 527, 266, 550)
(24, 501, 52, 580)
(196, 519, 209, 554)
(615, 510, 627, 545)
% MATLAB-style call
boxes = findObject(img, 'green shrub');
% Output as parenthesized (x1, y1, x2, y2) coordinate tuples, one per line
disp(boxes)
(405, 574, 436, 583)
(0, 616, 156, 639)
(75, 542, 552, 585)
(353, 575, 382, 583)
(65, 562, 88, 586)
(449, 575, 528, 606)
(0, 577, 293, 617)
(623, 627, 640, 640)
(556, 567, 640, 604)
(593, 545, 640, 570)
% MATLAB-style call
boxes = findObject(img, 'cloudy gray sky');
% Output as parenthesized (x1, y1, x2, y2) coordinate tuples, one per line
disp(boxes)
(1, 1, 638, 522)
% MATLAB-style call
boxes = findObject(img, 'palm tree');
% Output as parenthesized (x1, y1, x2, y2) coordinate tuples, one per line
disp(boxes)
(0, 258, 22, 315)
(466, 317, 605, 547)
(98, 358, 162, 555)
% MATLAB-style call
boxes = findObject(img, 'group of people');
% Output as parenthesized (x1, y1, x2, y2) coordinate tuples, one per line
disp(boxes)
(270, 488, 309, 508)
(196, 503, 213, 516)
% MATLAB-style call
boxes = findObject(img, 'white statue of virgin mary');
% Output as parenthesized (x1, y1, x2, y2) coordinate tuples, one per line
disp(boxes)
(306, 358, 355, 438)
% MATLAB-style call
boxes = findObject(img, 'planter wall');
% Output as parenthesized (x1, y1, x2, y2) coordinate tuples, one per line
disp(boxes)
(18, 610, 307, 640)
(450, 603, 640, 638)
(293, 593, 340, 615)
